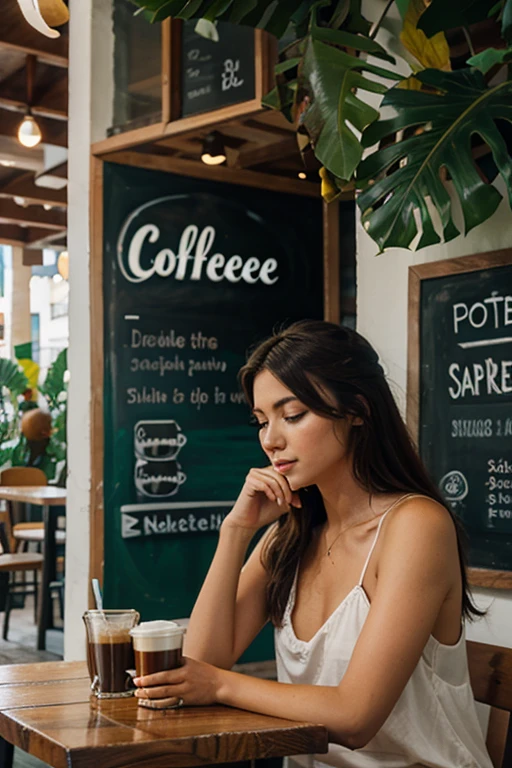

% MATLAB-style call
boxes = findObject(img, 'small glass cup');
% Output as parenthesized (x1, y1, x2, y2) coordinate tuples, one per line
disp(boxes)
(83, 609, 140, 699)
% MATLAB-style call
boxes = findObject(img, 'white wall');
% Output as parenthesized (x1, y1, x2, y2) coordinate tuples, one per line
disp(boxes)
(65, 0, 113, 660)
(357, 181, 512, 649)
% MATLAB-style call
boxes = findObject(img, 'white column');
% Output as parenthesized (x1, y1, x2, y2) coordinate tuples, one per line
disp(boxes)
(10, 246, 31, 353)
(65, 0, 113, 659)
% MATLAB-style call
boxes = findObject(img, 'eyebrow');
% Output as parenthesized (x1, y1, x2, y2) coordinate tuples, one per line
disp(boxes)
(252, 396, 299, 415)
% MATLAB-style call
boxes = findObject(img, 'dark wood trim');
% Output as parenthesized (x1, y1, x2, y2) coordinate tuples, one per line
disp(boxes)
(101, 150, 320, 198)
(161, 19, 171, 124)
(89, 156, 105, 602)
(323, 200, 340, 323)
(407, 249, 512, 589)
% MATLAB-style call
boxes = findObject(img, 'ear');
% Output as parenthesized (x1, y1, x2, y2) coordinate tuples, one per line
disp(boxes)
(353, 394, 370, 426)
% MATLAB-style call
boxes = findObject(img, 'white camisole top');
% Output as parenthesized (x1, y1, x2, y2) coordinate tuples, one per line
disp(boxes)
(275, 495, 493, 768)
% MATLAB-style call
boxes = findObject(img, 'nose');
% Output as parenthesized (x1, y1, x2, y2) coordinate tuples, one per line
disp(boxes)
(261, 421, 286, 453)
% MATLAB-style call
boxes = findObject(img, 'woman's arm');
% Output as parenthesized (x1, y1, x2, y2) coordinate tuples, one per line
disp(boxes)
(184, 464, 299, 669)
(184, 521, 270, 669)
(138, 499, 457, 749)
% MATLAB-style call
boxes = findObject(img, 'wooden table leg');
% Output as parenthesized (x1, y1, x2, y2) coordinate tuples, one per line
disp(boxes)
(37, 504, 57, 651)
(0, 735, 14, 768)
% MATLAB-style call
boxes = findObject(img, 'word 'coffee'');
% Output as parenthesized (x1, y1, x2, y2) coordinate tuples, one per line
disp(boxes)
(130, 620, 186, 678)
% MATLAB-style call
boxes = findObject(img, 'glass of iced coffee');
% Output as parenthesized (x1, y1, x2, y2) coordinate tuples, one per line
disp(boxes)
(130, 620, 186, 701)
(83, 609, 139, 698)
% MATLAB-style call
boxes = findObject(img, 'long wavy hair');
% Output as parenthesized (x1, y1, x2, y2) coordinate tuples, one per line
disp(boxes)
(239, 320, 484, 628)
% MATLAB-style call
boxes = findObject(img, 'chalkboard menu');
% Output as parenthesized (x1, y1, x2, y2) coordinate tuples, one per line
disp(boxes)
(417, 255, 512, 571)
(102, 162, 322, 660)
(181, 21, 255, 117)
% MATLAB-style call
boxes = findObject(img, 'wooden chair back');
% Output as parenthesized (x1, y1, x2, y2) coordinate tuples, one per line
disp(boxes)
(0, 467, 47, 486)
(467, 640, 512, 768)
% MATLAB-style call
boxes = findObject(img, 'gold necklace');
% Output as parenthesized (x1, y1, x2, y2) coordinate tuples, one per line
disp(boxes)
(325, 495, 411, 562)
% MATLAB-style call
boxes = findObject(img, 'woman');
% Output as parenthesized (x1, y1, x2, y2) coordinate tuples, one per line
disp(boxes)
(134, 320, 492, 768)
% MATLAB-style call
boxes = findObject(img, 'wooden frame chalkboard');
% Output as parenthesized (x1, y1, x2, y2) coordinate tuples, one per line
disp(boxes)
(88, 153, 341, 612)
(407, 249, 512, 589)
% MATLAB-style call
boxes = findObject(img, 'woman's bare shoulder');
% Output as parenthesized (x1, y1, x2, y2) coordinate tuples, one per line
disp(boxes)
(382, 495, 457, 547)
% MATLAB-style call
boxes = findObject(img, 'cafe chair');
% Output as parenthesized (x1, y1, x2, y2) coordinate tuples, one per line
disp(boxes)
(0, 522, 42, 641)
(467, 640, 512, 768)
(0, 466, 47, 552)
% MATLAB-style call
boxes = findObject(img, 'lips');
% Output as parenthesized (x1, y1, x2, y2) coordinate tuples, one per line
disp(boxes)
(274, 460, 297, 474)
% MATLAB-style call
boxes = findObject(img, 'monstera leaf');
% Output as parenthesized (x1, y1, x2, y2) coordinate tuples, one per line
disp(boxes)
(130, 0, 314, 35)
(418, 0, 500, 37)
(301, 27, 399, 181)
(357, 68, 512, 251)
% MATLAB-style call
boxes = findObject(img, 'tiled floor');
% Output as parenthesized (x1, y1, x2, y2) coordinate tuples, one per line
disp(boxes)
(0, 596, 63, 768)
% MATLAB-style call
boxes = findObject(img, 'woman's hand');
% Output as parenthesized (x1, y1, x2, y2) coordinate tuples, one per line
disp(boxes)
(133, 657, 223, 709)
(224, 466, 301, 532)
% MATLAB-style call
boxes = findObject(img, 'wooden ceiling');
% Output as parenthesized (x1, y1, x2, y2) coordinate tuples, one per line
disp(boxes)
(0, 0, 68, 252)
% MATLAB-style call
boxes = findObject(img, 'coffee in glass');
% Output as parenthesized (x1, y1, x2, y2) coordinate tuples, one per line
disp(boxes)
(130, 620, 186, 678)
(83, 609, 139, 698)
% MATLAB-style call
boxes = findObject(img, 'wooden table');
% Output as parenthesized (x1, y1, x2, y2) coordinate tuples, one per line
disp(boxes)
(0, 661, 328, 768)
(0, 486, 67, 650)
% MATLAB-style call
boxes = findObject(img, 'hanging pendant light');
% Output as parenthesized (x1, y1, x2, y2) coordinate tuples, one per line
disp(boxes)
(18, 111, 42, 148)
(17, 54, 42, 149)
(201, 132, 226, 166)
(16, 0, 69, 39)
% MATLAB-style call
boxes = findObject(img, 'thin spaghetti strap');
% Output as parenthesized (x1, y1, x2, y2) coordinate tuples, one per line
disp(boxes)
(357, 493, 423, 586)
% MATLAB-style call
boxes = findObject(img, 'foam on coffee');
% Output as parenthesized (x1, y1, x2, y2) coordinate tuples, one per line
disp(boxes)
(130, 620, 185, 652)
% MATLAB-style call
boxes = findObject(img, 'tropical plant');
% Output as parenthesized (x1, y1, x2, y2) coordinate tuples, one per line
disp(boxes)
(131, 0, 512, 251)
(0, 350, 68, 486)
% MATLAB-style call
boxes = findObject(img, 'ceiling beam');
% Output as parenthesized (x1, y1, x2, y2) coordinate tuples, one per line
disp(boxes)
(29, 228, 67, 248)
(0, 107, 67, 147)
(0, 171, 67, 206)
(228, 137, 300, 169)
(0, 69, 68, 120)
(0, 222, 26, 246)
(0, 4, 68, 68)
(0, 198, 66, 229)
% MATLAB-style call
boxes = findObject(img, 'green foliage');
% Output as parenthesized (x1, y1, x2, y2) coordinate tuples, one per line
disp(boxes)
(0, 359, 28, 404)
(418, 0, 500, 38)
(0, 350, 68, 486)
(357, 69, 512, 251)
(131, 0, 512, 252)
(39, 349, 67, 411)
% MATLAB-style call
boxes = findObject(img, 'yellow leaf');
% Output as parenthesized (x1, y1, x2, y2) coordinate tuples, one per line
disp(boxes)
(319, 167, 340, 203)
(400, 0, 451, 72)
(38, 0, 69, 27)
(18, 359, 40, 392)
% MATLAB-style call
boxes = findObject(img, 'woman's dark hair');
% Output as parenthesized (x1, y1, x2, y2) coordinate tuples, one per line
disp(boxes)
(239, 319, 484, 628)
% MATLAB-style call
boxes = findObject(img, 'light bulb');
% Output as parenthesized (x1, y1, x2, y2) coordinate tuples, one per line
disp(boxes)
(298, 172, 307, 180)
(201, 153, 227, 166)
(18, 115, 42, 148)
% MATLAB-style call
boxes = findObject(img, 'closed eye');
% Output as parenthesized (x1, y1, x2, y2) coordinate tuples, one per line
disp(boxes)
(284, 411, 307, 423)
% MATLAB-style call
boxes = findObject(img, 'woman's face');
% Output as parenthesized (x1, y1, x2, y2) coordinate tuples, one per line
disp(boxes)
(252, 369, 353, 491)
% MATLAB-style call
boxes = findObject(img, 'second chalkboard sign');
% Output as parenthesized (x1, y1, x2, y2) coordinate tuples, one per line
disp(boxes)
(408, 250, 512, 580)
(181, 20, 256, 117)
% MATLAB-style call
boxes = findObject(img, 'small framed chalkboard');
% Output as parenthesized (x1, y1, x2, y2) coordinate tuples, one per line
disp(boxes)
(181, 20, 256, 118)
(407, 250, 512, 588)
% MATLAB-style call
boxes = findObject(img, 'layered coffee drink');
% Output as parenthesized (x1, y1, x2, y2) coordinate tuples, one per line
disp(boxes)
(83, 609, 139, 699)
(87, 633, 135, 693)
(130, 621, 186, 678)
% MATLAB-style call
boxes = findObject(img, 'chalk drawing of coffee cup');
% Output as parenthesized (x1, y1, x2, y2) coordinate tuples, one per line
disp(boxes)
(134, 459, 187, 498)
(439, 470, 469, 502)
(134, 420, 187, 461)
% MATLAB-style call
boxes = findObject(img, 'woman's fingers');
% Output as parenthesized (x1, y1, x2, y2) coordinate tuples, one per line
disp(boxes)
(135, 684, 181, 699)
(138, 696, 182, 710)
(255, 468, 294, 507)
